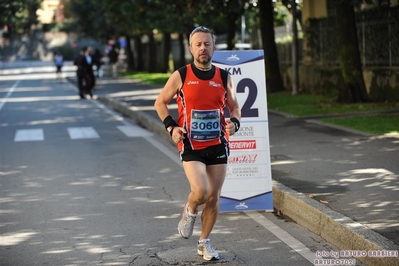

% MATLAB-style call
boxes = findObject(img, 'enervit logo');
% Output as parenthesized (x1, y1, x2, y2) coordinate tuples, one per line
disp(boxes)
(228, 154, 258, 164)
(229, 140, 256, 150)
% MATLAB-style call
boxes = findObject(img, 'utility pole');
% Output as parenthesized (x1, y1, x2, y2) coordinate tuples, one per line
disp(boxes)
(292, 0, 299, 95)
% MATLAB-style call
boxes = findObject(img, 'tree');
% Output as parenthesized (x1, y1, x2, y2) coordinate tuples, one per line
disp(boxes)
(207, 0, 248, 50)
(258, 0, 285, 92)
(0, 0, 41, 40)
(103, 0, 140, 71)
(70, 0, 114, 42)
(70, 0, 141, 71)
(335, 0, 369, 103)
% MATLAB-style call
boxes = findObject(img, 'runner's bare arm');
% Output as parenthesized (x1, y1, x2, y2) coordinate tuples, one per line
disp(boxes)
(225, 75, 241, 135)
(154, 71, 182, 121)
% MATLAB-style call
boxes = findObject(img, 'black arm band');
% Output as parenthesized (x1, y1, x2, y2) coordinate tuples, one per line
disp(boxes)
(230, 117, 240, 132)
(162, 115, 178, 136)
(163, 115, 178, 128)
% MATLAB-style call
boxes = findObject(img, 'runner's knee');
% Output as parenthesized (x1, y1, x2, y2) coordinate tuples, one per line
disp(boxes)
(191, 188, 208, 204)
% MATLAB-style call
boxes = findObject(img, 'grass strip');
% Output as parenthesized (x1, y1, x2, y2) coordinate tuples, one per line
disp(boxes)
(267, 92, 399, 116)
(320, 115, 398, 135)
(122, 72, 169, 85)
(122, 72, 399, 135)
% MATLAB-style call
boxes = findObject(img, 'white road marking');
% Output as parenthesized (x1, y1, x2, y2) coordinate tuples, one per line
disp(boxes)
(14, 129, 44, 142)
(117, 125, 153, 137)
(145, 137, 181, 166)
(67, 127, 100, 139)
(0, 80, 22, 112)
(245, 211, 316, 264)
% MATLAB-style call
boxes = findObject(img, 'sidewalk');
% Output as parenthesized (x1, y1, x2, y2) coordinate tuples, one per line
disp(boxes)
(69, 76, 399, 266)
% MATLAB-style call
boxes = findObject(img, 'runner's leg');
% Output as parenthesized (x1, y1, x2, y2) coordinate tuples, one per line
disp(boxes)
(201, 164, 226, 240)
(183, 161, 208, 214)
(182, 161, 226, 239)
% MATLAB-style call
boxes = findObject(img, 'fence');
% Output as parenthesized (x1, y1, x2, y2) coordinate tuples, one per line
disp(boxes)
(277, 6, 399, 67)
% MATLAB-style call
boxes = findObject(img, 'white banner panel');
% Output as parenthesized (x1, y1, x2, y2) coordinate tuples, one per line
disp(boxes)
(213, 50, 273, 212)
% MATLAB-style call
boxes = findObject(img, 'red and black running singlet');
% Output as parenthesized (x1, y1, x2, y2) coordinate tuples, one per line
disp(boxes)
(176, 63, 229, 151)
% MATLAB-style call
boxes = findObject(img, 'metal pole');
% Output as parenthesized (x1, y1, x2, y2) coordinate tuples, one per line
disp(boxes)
(389, 9, 392, 67)
(241, 15, 246, 42)
(292, 0, 299, 95)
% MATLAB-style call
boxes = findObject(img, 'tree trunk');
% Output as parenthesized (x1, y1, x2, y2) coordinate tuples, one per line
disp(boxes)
(226, 15, 238, 50)
(258, 0, 285, 92)
(177, 33, 186, 70)
(291, 0, 299, 95)
(125, 35, 135, 71)
(6, 23, 14, 41)
(134, 36, 144, 72)
(148, 33, 157, 73)
(335, 1, 369, 103)
(162, 32, 171, 73)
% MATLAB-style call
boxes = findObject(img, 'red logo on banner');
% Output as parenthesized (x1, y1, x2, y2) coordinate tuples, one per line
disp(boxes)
(228, 154, 258, 164)
(229, 140, 256, 150)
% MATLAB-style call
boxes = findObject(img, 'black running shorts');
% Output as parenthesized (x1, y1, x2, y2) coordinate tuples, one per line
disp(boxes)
(179, 142, 230, 165)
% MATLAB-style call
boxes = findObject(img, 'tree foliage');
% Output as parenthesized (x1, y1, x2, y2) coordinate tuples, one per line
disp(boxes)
(67, 0, 285, 89)
(68, 0, 114, 41)
(0, 0, 41, 38)
(191, 0, 251, 49)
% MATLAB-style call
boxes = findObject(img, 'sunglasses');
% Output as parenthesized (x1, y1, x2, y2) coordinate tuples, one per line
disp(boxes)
(190, 26, 212, 36)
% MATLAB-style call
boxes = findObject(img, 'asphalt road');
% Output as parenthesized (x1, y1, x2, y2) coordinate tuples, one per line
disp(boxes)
(0, 61, 366, 266)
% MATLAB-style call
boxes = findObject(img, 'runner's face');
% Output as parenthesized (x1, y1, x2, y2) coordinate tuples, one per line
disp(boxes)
(189, 32, 215, 65)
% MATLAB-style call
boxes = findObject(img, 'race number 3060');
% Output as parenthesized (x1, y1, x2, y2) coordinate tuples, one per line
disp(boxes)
(190, 109, 220, 140)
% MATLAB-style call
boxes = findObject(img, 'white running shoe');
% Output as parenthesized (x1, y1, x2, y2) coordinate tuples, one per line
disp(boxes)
(177, 202, 197, 239)
(197, 239, 220, 261)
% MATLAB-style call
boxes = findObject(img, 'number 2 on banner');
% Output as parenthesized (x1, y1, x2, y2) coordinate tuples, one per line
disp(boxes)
(237, 78, 259, 118)
(225, 78, 259, 118)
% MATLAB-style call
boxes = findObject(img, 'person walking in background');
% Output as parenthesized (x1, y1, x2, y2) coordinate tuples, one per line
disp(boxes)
(74, 47, 86, 99)
(107, 44, 119, 77)
(154, 26, 241, 261)
(82, 46, 95, 98)
(54, 51, 64, 80)
(93, 48, 104, 78)
(74, 46, 95, 99)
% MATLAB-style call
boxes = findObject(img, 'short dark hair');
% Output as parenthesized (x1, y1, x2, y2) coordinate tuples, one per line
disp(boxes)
(189, 26, 216, 46)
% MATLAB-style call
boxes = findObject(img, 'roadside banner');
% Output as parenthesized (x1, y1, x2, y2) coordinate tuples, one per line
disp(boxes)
(213, 50, 273, 212)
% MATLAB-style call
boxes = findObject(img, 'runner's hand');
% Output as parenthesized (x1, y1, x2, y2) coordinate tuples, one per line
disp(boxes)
(226, 120, 236, 136)
(172, 127, 186, 144)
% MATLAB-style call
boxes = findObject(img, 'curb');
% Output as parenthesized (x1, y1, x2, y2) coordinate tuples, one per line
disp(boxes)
(305, 119, 373, 137)
(98, 97, 399, 266)
(273, 182, 399, 266)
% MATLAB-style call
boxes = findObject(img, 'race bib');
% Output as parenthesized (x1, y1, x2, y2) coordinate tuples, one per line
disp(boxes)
(190, 109, 220, 141)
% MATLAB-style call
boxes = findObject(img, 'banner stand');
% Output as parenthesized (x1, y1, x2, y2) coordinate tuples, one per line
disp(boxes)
(213, 50, 273, 212)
